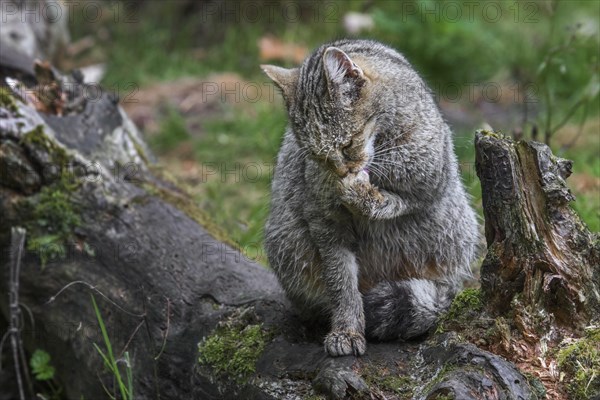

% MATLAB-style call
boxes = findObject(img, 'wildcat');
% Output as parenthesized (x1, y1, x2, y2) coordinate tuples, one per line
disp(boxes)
(262, 39, 480, 356)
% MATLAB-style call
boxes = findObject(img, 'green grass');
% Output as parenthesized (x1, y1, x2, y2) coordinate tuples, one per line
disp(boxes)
(91, 295, 134, 400)
(564, 146, 600, 232)
(454, 132, 483, 216)
(150, 106, 191, 152)
(192, 101, 286, 255)
(572, 192, 600, 233)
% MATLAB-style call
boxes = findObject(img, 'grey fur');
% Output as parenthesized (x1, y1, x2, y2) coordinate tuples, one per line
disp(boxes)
(262, 39, 480, 356)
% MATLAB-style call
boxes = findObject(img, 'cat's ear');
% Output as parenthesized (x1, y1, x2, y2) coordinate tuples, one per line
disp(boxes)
(322, 47, 364, 87)
(261, 65, 299, 100)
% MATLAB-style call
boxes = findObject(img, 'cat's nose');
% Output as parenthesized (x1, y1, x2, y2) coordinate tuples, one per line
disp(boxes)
(334, 166, 349, 177)
(330, 161, 349, 177)
(327, 157, 348, 177)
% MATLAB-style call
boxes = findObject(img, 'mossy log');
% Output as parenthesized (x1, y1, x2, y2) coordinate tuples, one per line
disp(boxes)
(1, 53, 538, 400)
(475, 131, 600, 327)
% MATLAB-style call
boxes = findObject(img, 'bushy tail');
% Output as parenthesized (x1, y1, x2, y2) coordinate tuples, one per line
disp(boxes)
(364, 279, 455, 341)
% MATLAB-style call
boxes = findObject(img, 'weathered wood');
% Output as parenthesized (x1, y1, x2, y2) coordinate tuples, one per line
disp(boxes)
(0, 53, 537, 400)
(475, 131, 600, 399)
(476, 131, 600, 327)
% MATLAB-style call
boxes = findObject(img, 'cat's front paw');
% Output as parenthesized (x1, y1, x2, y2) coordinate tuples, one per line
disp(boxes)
(339, 169, 370, 189)
(338, 172, 385, 216)
(324, 330, 366, 357)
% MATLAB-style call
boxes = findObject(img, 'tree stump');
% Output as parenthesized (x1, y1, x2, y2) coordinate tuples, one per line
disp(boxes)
(474, 131, 600, 399)
(476, 131, 599, 324)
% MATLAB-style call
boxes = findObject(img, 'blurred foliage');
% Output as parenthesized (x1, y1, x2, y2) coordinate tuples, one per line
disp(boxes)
(70, 0, 349, 85)
(68, 0, 599, 250)
(193, 102, 286, 249)
(150, 106, 191, 152)
(372, 1, 505, 84)
(373, 0, 599, 144)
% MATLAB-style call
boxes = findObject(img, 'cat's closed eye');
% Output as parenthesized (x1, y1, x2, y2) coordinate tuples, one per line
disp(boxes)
(342, 141, 353, 158)
(362, 117, 377, 138)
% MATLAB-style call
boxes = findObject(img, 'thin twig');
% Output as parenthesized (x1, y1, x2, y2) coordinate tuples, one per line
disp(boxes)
(154, 297, 171, 361)
(9, 227, 27, 400)
(18, 337, 33, 396)
(19, 303, 35, 332)
(551, 98, 585, 135)
(0, 330, 10, 370)
(45, 280, 145, 318)
(562, 101, 590, 151)
(120, 318, 146, 357)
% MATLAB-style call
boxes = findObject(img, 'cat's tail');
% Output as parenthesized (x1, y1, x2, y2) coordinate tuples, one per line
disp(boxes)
(363, 279, 456, 341)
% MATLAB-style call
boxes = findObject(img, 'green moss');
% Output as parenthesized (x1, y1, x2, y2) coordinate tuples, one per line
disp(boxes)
(0, 87, 19, 114)
(557, 327, 600, 399)
(19, 126, 84, 266)
(361, 364, 415, 397)
(421, 364, 456, 395)
(437, 289, 483, 333)
(477, 129, 506, 140)
(25, 184, 82, 267)
(447, 289, 483, 319)
(380, 375, 414, 396)
(21, 125, 70, 168)
(125, 129, 150, 165)
(197, 309, 271, 384)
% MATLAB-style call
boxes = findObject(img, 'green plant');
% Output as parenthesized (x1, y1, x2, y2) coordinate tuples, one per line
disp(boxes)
(192, 102, 285, 250)
(30, 349, 55, 381)
(91, 295, 134, 400)
(361, 363, 415, 397)
(29, 349, 62, 399)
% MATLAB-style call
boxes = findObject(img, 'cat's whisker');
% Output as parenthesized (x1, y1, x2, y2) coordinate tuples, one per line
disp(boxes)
(373, 160, 409, 169)
(374, 145, 409, 155)
(373, 133, 406, 151)
(368, 162, 395, 188)
(372, 156, 403, 164)
(324, 147, 334, 164)
(368, 167, 392, 188)
(374, 139, 397, 152)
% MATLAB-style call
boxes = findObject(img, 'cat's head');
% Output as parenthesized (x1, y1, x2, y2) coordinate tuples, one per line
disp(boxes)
(262, 45, 381, 177)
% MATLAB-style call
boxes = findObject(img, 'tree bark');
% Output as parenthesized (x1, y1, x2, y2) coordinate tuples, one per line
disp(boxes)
(476, 131, 600, 327)
(474, 131, 600, 399)
(0, 53, 557, 400)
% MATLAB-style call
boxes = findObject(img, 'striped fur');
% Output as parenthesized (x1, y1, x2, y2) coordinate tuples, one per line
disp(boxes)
(263, 40, 480, 356)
